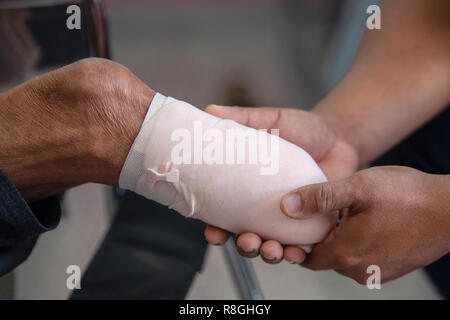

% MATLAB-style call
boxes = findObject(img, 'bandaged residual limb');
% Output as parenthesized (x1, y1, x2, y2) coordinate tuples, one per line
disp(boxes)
(119, 93, 337, 249)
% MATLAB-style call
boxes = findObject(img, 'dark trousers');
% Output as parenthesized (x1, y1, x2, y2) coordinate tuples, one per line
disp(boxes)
(70, 192, 207, 299)
(372, 107, 450, 299)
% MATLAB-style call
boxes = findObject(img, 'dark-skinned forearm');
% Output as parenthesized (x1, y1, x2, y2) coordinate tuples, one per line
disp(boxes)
(313, 0, 450, 167)
(424, 173, 450, 251)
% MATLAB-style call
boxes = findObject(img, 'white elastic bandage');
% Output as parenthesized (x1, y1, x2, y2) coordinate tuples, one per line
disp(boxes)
(119, 93, 337, 247)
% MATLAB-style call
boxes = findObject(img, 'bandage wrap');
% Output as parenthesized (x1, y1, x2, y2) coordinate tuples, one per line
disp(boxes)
(119, 93, 337, 246)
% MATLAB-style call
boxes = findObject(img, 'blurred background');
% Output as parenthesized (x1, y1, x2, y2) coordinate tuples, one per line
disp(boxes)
(0, 0, 443, 299)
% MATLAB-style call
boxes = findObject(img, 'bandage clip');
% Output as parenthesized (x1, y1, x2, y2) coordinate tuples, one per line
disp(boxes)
(146, 161, 179, 183)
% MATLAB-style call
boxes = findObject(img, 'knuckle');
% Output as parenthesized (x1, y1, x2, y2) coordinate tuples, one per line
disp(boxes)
(351, 172, 367, 187)
(313, 183, 335, 212)
(349, 173, 372, 199)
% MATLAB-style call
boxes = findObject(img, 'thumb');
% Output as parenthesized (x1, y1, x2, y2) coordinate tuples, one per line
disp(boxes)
(205, 104, 282, 130)
(280, 176, 362, 219)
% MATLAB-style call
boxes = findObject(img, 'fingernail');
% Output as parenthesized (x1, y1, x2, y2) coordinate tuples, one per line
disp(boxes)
(281, 194, 301, 216)
(242, 248, 257, 254)
(262, 255, 281, 264)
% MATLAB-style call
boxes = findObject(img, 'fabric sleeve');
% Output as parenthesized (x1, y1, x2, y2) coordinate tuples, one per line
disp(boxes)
(0, 169, 61, 276)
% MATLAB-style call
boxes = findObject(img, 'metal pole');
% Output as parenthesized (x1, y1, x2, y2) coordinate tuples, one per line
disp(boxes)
(222, 238, 264, 300)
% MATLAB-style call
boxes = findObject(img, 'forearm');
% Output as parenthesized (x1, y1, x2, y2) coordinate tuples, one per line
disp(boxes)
(424, 173, 450, 251)
(313, 0, 450, 166)
(0, 88, 92, 188)
(0, 58, 154, 194)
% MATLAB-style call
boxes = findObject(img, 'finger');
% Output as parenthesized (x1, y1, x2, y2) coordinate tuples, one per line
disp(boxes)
(236, 233, 262, 258)
(280, 175, 363, 219)
(301, 222, 361, 271)
(284, 246, 307, 264)
(204, 225, 230, 245)
(260, 240, 283, 264)
(205, 105, 283, 130)
(301, 241, 343, 271)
